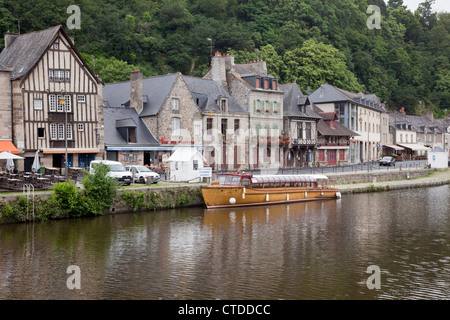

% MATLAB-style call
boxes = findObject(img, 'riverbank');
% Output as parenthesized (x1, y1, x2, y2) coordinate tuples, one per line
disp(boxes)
(0, 167, 449, 224)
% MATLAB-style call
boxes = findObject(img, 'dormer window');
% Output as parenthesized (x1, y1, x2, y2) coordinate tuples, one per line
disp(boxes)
(220, 98, 228, 112)
(272, 79, 277, 90)
(264, 78, 269, 89)
(256, 77, 260, 88)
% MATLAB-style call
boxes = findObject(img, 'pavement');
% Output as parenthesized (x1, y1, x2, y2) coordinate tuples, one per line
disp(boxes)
(335, 168, 450, 194)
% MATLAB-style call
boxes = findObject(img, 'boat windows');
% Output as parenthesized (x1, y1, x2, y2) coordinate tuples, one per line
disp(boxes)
(231, 176, 241, 186)
(218, 175, 226, 185)
(225, 175, 233, 185)
(242, 178, 251, 187)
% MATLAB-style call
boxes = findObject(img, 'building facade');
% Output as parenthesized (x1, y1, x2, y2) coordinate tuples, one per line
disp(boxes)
(0, 26, 104, 172)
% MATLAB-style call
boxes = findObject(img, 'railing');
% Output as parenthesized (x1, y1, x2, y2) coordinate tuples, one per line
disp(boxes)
(291, 139, 316, 146)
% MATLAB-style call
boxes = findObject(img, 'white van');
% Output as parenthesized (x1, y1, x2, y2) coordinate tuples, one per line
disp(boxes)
(89, 160, 133, 185)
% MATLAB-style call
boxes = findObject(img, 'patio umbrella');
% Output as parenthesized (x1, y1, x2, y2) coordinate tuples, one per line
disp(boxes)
(32, 150, 40, 173)
(0, 151, 24, 160)
(6, 157, 14, 172)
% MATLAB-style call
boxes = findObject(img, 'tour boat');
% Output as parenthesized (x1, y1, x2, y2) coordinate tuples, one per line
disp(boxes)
(200, 172, 341, 209)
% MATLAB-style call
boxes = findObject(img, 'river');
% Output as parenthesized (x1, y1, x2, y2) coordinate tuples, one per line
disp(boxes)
(1, 185, 450, 300)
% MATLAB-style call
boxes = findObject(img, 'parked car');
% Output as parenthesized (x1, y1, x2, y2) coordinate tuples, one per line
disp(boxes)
(125, 165, 160, 184)
(89, 160, 133, 185)
(379, 156, 396, 166)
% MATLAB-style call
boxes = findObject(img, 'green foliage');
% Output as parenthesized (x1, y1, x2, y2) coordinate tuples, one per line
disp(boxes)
(81, 163, 119, 215)
(1, 0, 450, 114)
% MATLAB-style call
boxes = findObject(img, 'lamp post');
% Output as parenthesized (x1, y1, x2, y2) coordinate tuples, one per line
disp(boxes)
(59, 92, 68, 180)
(359, 116, 363, 163)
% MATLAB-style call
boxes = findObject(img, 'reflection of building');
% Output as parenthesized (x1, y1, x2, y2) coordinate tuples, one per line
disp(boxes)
(310, 84, 385, 164)
(0, 25, 104, 171)
(280, 83, 321, 168)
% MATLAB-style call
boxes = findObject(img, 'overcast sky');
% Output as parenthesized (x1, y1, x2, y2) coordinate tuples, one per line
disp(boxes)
(401, 0, 450, 13)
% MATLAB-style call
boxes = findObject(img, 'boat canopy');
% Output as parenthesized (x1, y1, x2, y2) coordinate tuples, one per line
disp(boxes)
(250, 175, 328, 185)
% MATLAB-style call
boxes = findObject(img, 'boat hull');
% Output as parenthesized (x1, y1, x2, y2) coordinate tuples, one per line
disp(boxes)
(200, 185, 341, 209)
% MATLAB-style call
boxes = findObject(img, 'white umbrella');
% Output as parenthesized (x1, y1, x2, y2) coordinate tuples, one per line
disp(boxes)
(32, 150, 40, 173)
(0, 151, 24, 160)
(6, 157, 14, 171)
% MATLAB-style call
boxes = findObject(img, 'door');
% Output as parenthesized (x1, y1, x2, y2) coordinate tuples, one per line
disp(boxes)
(327, 150, 337, 165)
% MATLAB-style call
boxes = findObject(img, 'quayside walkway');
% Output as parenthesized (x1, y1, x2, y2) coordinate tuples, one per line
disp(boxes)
(334, 169, 450, 194)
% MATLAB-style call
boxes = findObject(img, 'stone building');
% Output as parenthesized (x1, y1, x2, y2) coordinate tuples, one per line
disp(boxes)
(182, 75, 248, 171)
(0, 25, 104, 172)
(103, 72, 203, 166)
(204, 52, 284, 169)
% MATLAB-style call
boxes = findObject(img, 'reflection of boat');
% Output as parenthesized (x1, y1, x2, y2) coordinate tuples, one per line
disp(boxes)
(200, 173, 341, 209)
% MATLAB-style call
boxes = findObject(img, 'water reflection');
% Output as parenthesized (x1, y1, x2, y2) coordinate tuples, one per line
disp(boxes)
(1, 186, 450, 299)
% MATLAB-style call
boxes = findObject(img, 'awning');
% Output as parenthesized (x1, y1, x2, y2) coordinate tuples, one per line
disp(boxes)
(42, 148, 100, 154)
(384, 145, 404, 151)
(107, 146, 203, 151)
(0, 140, 19, 154)
(397, 143, 430, 151)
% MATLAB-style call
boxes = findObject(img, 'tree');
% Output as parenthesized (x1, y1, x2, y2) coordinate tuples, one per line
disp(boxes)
(282, 39, 362, 93)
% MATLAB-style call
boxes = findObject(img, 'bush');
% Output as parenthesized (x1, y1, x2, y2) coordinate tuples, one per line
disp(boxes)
(81, 163, 119, 215)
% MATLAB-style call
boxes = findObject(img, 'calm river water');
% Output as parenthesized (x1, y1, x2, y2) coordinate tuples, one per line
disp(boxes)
(1, 185, 450, 300)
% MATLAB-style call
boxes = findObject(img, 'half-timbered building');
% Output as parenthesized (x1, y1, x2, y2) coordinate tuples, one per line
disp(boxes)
(0, 25, 104, 172)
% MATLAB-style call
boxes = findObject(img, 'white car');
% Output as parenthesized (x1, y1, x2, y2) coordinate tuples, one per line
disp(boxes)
(125, 165, 160, 184)
(89, 160, 133, 185)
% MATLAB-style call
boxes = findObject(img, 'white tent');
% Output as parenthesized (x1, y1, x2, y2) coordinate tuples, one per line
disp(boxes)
(168, 148, 205, 182)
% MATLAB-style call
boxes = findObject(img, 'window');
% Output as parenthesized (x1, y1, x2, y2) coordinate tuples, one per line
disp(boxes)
(58, 124, 65, 140)
(256, 78, 260, 88)
(272, 79, 277, 90)
(66, 124, 73, 140)
(206, 118, 213, 131)
(318, 150, 325, 161)
(50, 124, 57, 140)
(297, 123, 303, 139)
(78, 123, 84, 131)
(193, 160, 198, 170)
(305, 123, 311, 139)
(34, 99, 43, 110)
(54, 43, 59, 50)
(194, 124, 200, 136)
(49, 94, 56, 112)
(55, 94, 71, 112)
(65, 95, 71, 112)
(49, 69, 69, 82)
(171, 117, 180, 136)
(37, 128, 45, 139)
(57, 95, 64, 112)
(264, 78, 269, 89)
(128, 128, 136, 143)
(220, 99, 227, 112)
(171, 98, 179, 111)
(77, 95, 86, 103)
(221, 119, 228, 135)
(273, 101, 278, 114)
(234, 119, 240, 131)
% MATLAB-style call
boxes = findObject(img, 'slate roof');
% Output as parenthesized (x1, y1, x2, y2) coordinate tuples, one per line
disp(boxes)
(313, 105, 358, 137)
(182, 75, 247, 113)
(103, 73, 178, 117)
(389, 112, 445, 133)
(279, 83, 321, 119)
(103, 106, 159, 147)
(309, 83, 384, 112)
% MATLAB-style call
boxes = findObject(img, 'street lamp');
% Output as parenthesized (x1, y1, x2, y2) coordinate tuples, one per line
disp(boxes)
(59, 91, 68, 180)
(359, 117, 363, 163)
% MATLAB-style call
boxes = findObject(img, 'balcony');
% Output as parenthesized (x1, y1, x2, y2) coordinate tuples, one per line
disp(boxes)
(291, 138, 316, 147)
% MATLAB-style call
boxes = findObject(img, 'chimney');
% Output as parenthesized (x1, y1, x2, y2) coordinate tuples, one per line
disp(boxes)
(210, 52, 235, 92)
(426, 110, 434, 122)
(4, 31, 18, 48)
(130, 70, 143, 114)
(250, 60, 267, 75)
